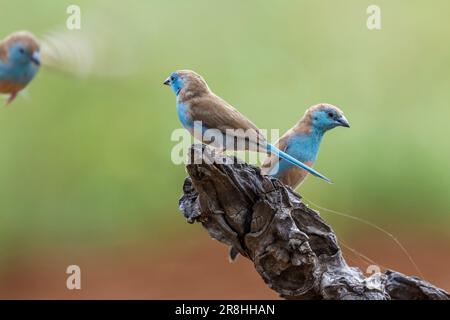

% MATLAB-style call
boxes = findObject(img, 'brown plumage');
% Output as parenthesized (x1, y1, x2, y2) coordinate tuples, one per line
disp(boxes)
(177, 70, 266, 151)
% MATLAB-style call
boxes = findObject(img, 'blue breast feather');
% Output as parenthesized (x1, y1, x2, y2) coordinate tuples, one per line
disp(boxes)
(176, 101, 194, 129)
(0, 61, 38, 85)
(276, 131, 323, 173)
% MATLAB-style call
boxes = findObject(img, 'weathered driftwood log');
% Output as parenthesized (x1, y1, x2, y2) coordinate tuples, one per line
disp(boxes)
(179, 144, 449, 300)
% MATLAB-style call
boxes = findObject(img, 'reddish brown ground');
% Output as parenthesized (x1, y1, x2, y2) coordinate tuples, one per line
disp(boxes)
(0, 231, 448, 299)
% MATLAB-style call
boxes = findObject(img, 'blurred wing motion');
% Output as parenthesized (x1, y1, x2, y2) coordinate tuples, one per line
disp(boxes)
(40, 28, 137, 78)
(40, 30, 94, 77)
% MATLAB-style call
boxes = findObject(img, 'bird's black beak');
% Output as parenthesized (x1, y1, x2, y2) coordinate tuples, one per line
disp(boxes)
(31, 51, 41, 66)
(163, 77, 171, 86)
(337, 115, 350, 128)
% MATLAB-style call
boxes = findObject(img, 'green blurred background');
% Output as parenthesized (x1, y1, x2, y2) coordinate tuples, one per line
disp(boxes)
(0, 0, 449, 298)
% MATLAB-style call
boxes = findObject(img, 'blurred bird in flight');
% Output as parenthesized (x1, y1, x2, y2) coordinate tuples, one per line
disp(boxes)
(0, 29, 92, 106)
(0, 28, 133, 106)
(0, 31, 41, 105)
(164, 70, 332, 183)
(261, 103, 350, 188)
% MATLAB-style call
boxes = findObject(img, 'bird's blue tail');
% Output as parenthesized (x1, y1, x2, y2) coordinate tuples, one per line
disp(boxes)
(267, 143, 333, 184)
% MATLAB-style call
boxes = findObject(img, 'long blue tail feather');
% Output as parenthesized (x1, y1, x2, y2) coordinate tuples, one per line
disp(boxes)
(267, 143, 333, 184)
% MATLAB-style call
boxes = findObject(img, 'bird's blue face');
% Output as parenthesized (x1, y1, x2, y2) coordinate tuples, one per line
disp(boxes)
(8, 43, 40, 67)
(311, 108, 350, 132)
(163, 72, 184, 95)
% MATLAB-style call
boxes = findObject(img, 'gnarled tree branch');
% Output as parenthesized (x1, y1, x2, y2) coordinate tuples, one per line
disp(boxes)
(179, 144, 449, 300)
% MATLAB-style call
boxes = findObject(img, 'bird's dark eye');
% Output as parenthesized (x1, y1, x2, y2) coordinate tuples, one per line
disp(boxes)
(171, 76, 175, 81)
(327, 112, 334, 118)
(19, 48, 25, 54)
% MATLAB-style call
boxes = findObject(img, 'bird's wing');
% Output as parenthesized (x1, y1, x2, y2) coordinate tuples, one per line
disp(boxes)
(40, 28, 136, 78)
(0, 42, 7, 63)
(188, 94, 267, 148)
(189, 94, 260, 131)
(40, 30, 94, 77)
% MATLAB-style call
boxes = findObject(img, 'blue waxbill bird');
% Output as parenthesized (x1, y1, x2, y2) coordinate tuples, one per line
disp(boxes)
(164, 70, 333, 184)
(261, 103, 350, 188)
(0, 31, 40, 105)
(0, 29, 121, 106)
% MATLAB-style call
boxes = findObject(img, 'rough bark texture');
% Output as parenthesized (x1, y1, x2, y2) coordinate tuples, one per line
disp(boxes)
(179, 144, 450, 300)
